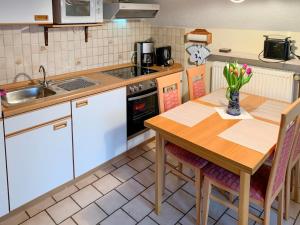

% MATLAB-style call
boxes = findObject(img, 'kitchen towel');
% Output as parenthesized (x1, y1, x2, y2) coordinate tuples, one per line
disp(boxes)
(250, 100, 289, 123)
(199, 89, 248, 106)
(218, 119, 279, 154)
(215, 107, 253, 120)
(161, 101, 215, 127)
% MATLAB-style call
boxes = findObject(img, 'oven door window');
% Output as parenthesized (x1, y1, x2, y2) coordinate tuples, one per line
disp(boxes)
(127, 89, 158, 137)
(65, 0, 91, 17)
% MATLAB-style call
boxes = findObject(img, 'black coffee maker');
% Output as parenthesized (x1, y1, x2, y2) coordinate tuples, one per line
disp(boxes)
(135, 42, 155, 67)
(156, 46, 174, 67)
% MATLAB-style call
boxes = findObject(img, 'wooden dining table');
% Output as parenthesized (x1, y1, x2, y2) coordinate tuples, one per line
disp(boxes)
(144, 89, 291, 225)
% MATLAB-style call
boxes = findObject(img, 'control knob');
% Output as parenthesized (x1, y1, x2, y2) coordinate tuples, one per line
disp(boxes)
(133, 86, 139, 92)
(138, 84, 144, 90)
(129, 86, 135, 93)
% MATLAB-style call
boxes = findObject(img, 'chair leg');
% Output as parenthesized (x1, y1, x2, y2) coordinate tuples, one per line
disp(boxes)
(294, 161, 300, 202)
(202, 177, 211, 225)
(264, 206, 271, 225)
(278, 188, 284, 225)
(162, 153, 167, 194)
(284, 167, 292, 220)
(178, 162, 183, 173)
(195, 169, 202, 225)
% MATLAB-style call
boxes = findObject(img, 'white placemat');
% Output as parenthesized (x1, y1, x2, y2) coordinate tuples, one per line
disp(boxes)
(161, 101, 216, 127)
(215, 107, 253, 120)
(199, 89, 248, 106)
(250, 100, 289, 123)
(218, 119, 279, 154)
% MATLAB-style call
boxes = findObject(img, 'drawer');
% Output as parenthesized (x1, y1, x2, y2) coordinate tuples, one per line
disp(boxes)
(4, 102, 71, 135)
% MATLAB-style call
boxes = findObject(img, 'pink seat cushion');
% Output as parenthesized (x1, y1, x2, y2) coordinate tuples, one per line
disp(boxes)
(193, 79, 206, 98)
(203, 163, 271, 202)
(163, 89, 180, 112)
(165, 143, 208, 169)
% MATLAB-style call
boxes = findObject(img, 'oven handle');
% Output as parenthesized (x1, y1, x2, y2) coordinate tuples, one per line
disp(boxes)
(128, 91, 157, 101)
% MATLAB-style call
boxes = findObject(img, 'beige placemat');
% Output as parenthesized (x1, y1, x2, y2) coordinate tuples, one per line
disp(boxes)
(161, 101, 216, 127)
(250, 100, 289, 123)
(215, 107, 253, 120)
(218, 119, 279, 154)
(199, 89, 248, 106)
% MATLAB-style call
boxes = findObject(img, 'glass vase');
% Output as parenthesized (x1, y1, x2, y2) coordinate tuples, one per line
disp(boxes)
(227, 91, 241, 116)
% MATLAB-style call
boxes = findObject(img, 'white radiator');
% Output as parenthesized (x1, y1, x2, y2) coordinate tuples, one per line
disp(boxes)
(211, 61, 295, 103)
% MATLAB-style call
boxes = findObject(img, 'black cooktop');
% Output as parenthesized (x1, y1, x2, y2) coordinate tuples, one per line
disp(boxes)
(104, 66, 158, 80)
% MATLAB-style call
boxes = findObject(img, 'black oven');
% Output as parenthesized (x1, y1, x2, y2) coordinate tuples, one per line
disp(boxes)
(127, 82, 159, 138)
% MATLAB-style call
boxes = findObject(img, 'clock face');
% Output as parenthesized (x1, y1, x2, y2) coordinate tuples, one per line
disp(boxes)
(187, 45, 211, 65)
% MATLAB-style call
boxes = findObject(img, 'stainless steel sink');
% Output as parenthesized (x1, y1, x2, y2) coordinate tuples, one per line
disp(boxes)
(2, 86, 56, 106)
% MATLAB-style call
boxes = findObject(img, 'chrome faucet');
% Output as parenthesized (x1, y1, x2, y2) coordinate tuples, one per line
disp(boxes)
(39, 65, 49, 88)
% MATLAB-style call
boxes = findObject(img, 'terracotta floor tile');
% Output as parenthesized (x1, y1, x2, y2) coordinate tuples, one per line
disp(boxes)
(0, 211, 29, 225)
(93, 174, 121, 194)
(26, 197, 56, 217)
(122, 196, 153, 222)
(111, 165, 138, 182)
(72, 203, 107, 225)
(47, 197, 80, 224)
(53, 185, 79, 202)
(71, 185, 102, 208)
(128, 156, 152, 172)
(20, 212, 55, 225)
(116, 179, 145, 200)
(100, 209, 136, 225)
(75, 174, 98, 189)
(96, 190, 128, 215)
(94, 164, 116, 179)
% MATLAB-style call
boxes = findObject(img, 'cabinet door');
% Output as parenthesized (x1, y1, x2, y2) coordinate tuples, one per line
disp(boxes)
(0, 119, 9, 217)
(6, 118, 73, 210)
(72, 87, 127, 177)
(0, 0, 53, 24)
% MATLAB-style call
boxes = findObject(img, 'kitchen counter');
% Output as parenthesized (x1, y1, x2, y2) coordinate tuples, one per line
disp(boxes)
(208, 50, 300, 73)
(1, 63, 183, 117)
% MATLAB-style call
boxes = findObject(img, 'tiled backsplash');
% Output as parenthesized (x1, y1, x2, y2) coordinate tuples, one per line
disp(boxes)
(0, 21, 152, 84)
(151, 26, 185, 66)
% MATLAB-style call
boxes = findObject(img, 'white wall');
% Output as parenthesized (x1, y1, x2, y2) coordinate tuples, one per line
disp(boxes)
(152, 0, 300, 32)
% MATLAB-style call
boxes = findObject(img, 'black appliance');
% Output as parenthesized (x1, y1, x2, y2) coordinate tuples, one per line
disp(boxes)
(135, 42, 155, 67)
(263, 36, 291, 61)
(103, 66, 159, 138)
(156, 46, 174, 66)
(104, 66, 158, 80)
(127, 79, 159, 138)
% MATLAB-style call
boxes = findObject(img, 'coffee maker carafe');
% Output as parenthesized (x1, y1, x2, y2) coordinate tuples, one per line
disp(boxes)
(135, 42, 154, 67)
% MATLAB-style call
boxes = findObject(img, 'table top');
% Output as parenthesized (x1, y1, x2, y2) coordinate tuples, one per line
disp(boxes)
(145, 90, 290, 175)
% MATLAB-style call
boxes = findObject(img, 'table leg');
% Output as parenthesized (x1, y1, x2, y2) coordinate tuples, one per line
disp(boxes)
(155, 133, 165, 214)
(238, 172, 250, 225)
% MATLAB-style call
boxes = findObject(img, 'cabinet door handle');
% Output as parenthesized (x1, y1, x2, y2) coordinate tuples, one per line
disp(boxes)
(76, 100, 88, 108)
(53, 122, 68, 131)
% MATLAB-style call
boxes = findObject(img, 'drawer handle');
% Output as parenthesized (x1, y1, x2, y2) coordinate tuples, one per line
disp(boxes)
(76, 100, 88, 108)
(53, 122, 67, 131)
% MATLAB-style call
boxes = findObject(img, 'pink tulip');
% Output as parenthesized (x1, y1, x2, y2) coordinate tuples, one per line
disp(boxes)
(243, 64, 248, 69)
(246, 67, 252, 75)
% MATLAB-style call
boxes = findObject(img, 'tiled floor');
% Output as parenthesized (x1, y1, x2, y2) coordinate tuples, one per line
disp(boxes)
(1, 140, 300, 225)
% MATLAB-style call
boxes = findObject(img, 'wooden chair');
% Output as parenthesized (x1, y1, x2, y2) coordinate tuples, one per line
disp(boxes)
(156, 72, 208, 225)
(285, 118, 300, 219)
(186, 65, 206, 100)
(201, 98, 300, 225)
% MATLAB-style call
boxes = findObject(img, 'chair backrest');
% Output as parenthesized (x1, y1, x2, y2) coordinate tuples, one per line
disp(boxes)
(186, 65, 206, 100)
(266, 98, 300, 201)
(287, 118, 300, 171)
(156, 73, 182, 113)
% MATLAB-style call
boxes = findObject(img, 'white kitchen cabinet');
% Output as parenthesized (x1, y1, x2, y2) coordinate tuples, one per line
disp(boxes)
(72, 87, 127, 177)
(6, 117, 73, 210)
(0, 0, 53, 24)
(0, 119, 9, 217)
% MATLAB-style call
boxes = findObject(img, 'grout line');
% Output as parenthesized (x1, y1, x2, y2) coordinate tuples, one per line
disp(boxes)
(44, 210, 58, 225)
